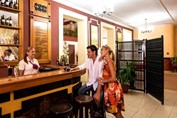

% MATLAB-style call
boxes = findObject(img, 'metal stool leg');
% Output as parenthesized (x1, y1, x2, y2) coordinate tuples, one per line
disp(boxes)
(85, 106, 88, 118)
(90, 102, 94, 118)
(80, 106, 83, 118)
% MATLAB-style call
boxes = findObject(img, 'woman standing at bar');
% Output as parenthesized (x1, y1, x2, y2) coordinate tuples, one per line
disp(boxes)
(18, 47, 40, 76)
(94, 45, 124, 118)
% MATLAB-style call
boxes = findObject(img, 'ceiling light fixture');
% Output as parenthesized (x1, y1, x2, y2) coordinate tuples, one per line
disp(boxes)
(141, 19, 152, 33)
(95, 7, 113, 17)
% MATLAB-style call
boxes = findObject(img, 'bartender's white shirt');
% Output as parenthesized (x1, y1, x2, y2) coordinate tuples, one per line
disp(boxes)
(78, 56, 104, 91)
(4, 54, 16, 61)
(19, 57, 40, 75)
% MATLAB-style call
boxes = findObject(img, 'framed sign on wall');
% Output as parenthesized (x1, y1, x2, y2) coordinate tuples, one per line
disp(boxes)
(30, 0, 51, 18)
(30, 16, 51, 63)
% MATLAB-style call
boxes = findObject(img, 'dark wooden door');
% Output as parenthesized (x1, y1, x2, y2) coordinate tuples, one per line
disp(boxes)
(69, 45, 75, 65)
(146, 36, 164, 104)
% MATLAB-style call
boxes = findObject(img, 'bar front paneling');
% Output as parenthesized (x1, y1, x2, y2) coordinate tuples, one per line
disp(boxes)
(0, 69, 85, 118)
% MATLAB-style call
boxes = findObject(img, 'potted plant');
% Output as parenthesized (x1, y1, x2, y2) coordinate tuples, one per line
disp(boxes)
(171, 56, 177, 72)
(171, 56, 177, 63)
(60, 55, 68, 66)
(117, 62, 136, 93)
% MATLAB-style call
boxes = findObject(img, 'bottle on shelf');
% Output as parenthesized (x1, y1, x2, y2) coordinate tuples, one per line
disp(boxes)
(1, 0, 5, 6)
(13, 33, 19, 44)
(57, 57, 60, 66)
(5, 17, 9, 26)
(4, 0, 9, 7)
(1, 15, 5, 25)
(13, 0, 18, 9)
(9, 16, 12, 26)
(9, 0, 13, 8)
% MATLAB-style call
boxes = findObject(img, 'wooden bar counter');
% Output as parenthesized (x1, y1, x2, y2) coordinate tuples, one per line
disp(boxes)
(0, 68, 86, 118)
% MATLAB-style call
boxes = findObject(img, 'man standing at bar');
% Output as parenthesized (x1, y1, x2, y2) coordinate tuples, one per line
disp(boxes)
(72, 45, 104, 95)
(71, 45, 104, 117)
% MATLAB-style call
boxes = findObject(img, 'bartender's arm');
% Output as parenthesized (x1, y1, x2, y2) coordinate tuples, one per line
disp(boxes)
(19, 70, 24, 76)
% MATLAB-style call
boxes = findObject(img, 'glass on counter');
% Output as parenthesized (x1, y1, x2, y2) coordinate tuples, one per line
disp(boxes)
(7, 66, 13, 81)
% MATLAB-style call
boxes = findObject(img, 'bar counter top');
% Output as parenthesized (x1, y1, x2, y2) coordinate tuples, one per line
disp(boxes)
(0, 68, 86, 94)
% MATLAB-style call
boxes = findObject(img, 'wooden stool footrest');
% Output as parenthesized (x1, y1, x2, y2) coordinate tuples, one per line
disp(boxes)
(51, 103, 73, 114)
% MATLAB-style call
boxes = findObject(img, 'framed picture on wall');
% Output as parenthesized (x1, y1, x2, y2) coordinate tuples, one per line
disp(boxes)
(89, 18, 100, 48)
(63, 18, 78, 42)
(30, 16, 51, 63)
(91, 25, 99, 48)
(117, 32, 122, 50)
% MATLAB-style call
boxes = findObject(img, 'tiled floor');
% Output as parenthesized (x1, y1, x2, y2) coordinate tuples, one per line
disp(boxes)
(106, 71, 177, 118)
(106, 89, 177, 118)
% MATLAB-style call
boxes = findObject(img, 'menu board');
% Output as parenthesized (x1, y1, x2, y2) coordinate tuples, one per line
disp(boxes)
(30, 16, 51, 63)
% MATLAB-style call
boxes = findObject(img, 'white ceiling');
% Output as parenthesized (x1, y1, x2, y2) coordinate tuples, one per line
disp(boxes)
(54, 0, 177, 28)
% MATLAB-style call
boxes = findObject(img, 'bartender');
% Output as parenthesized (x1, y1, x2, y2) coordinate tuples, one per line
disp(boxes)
(3, 49, 16, 61)
(18, 47, 40, 76)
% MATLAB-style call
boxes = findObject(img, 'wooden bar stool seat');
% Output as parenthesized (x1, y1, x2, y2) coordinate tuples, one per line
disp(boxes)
(51, 103, 73, 118)
(75, 95, 94, 118)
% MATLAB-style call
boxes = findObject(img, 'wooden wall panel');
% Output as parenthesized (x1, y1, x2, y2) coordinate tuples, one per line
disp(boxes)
(164, 58, 172, 71)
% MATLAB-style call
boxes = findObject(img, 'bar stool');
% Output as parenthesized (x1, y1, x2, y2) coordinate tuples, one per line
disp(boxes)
(75, 95, 94, 118)
(51, 103, 73, 118)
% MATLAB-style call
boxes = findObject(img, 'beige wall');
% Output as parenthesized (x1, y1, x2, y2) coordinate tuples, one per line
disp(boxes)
(59, 8, 88, 82)
(134, 24, 175, 58)
(175, 27, 177, 56)
(101, 22, 116, 54)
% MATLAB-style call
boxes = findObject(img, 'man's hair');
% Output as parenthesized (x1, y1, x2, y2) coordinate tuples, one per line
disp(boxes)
(87, 45, 98, 55)
(6, 49, 12, 53)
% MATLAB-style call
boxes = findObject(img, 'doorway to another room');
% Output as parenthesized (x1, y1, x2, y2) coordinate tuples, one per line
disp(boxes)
(59, 8, 88, 66)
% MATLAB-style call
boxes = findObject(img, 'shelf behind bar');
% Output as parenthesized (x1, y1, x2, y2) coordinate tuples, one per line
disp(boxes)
(0, 44, 20, 47)
(0, 6, 20, 13)
(0, 25, 20, 30)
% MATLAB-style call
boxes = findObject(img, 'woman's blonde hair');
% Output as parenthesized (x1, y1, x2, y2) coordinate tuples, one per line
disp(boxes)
(102, 45, 115, 61)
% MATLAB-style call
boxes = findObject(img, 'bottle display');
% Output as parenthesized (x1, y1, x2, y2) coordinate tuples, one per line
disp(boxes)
(5, 0, 9, 7)
(1, 15, 5, 25)
(0, 0, 18, 9)
(13, 33, 19, 44)
(0, 15, 13, 26)
(0, 0, 21, 64)
(1, 0, 5, 6)
(56, 57, 59, 65)
(5, 17, 9, 25)
(14, 0, 18, 9)
(9, 0, 13, 8)
(9, 16, 12, 26)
